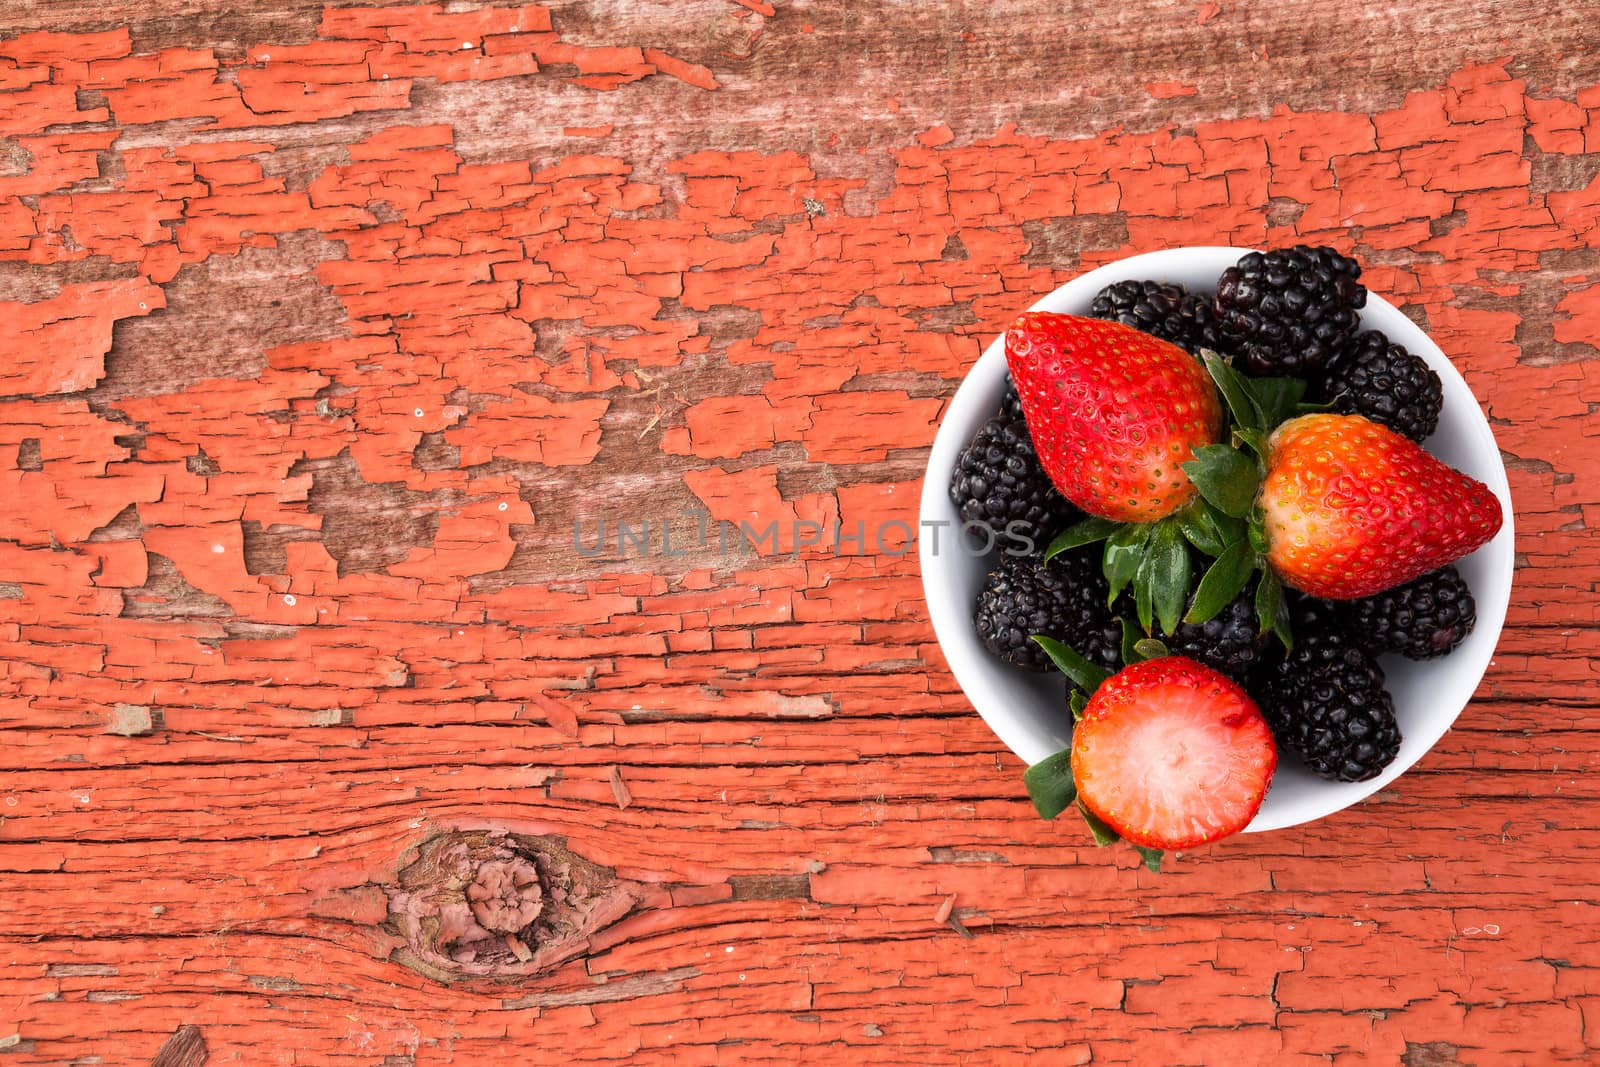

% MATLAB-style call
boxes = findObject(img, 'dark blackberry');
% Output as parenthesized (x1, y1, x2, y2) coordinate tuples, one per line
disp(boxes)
(1165, 590, 1269, 683)
(1088, 279, 1225, 356)
(999, 376, 1025, 423)
(1342, 565, 1475, 660)
(973, 548, 1122, 674)
(949, 412, 1078, 547)
(1320, 329, 1443, 442)
(1248, 593, 1340, 682)
(1252, 597, 1400, 782)
(1213, 245, 1366, 376)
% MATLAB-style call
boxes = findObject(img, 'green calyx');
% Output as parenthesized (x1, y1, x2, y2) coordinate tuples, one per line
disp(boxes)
(1183, 445, 1258, 518)
(1047, 511, 1191, 637)
(1021, 749, 1076, 820)
(1200, 351, 1307, 449)
(1030, 635, 1111, 693)
(1019, 634, 1166, 874)
(1044, 351, 1299, 650)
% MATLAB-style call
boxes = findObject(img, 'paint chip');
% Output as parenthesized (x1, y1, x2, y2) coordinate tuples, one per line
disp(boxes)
(609, 765, 632, 809)
(108, 703, 156, 737)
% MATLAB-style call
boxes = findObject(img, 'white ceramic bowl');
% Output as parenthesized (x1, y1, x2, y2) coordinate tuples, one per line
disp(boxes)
(919, 247, 1514, 832)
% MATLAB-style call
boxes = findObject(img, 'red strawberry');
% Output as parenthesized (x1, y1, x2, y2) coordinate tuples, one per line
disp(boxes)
(1261, 413, 1503, 599)
(1005, 312, 1222, 522)
(1072, 656, 1276, 850)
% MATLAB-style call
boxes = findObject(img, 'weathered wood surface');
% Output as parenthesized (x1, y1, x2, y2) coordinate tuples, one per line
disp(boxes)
(0, 0, 1597, 1063)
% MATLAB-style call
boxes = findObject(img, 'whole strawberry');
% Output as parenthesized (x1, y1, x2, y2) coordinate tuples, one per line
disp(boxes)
(1006, 312, 1222, 522)
(1261, 413, 1503, 599)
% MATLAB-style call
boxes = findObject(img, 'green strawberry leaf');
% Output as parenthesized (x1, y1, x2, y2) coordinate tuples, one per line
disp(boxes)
(1077, 801, 1120, 846)
(1103, 523, 1150, 604)
(1181, 444, 1261, 519)
(1147, 519, 1191, 636)
(1184, 539, 1256, 624)
(1202, 351, 1264, 432)
(1247, 509, 1269, 555)
(1069, 689, 1089, 721)
(1274, 611, 1294, 651)
(1255, 569, 1292, 650)
(1233, 426, 1270, 464)
(1045, 516, 1121, 561)
(1260, 575, 1299, 652)
(1133, 845, 1164, 873)
(1207, 502, 1248, 548)
(1175, 500, 1226, 558)
(1022, 750, 1077, 820)
(1119, 617, 1143, 665)
(1133, 638, 1170, 660)
(1242, 375, 1307, 432)
(1133, 553, 1155, 634)
(1030, 635, 1112, 694)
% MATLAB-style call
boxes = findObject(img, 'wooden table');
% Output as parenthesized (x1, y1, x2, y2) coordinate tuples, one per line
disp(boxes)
(1, 2, 1596, 1063)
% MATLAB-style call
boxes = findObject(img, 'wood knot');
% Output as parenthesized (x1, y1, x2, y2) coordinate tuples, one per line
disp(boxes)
(466, 854, 543, 933)
(386, 829, 640, 984)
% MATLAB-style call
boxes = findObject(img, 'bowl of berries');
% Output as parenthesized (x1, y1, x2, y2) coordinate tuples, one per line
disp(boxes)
(919, 246, 1513, 869)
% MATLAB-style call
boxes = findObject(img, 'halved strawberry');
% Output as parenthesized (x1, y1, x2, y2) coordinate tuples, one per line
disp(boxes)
(1072, 656, 1276, 850)
(1006, 312, 1222, 522)
(1261, 412, 1503, 599)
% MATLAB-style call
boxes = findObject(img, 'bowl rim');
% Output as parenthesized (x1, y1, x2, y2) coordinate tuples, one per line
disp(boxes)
(917, 246, 1516, 833)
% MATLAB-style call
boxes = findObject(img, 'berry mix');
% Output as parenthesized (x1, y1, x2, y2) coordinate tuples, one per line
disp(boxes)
(949, 246, 1504, 870)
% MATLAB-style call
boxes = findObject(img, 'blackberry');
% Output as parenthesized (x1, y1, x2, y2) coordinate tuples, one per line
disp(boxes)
(1088, 279, 1225, 356)
(1342, 565, 1475, 660)
(1165, 590, 1269, 683)
(949, 412, 1077, 547)
(999, 375, 1025, 423)
(973, 548, 1122, 674)
(1248, 593, 1340, 681)
(1213, 245, 1366, 377)
(1320, 329, 1443, 442)
(1252, 597, 1401, 782)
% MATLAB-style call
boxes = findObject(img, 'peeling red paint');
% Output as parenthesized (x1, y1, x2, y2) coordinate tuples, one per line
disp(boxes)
(1146, 81, 1200, 100)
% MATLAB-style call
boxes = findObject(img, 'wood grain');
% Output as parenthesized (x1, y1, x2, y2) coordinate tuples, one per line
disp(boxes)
(0, 1, 1598, 1063)
(149, 1025, 208, 1067)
